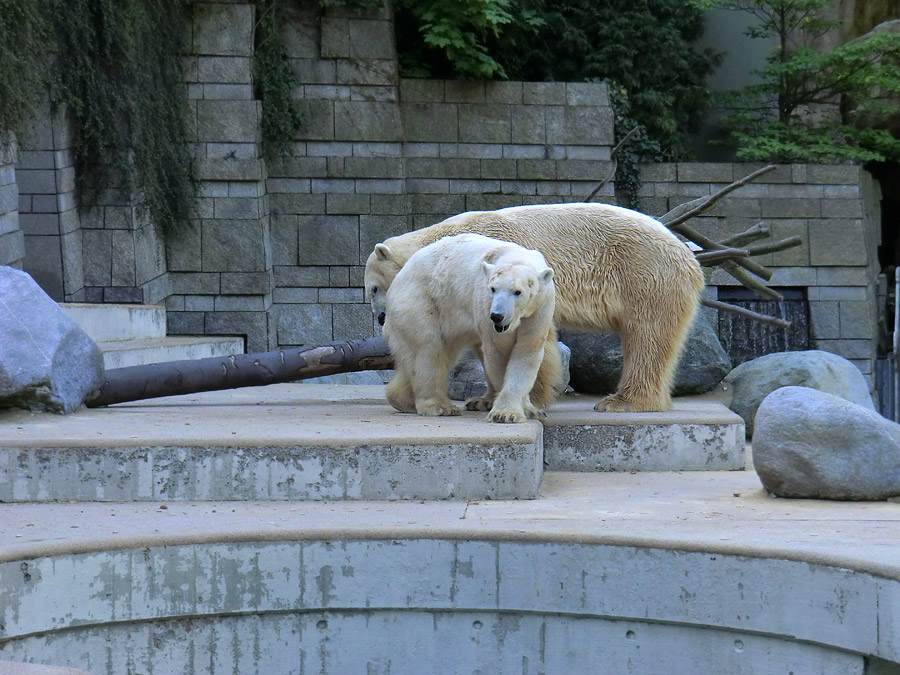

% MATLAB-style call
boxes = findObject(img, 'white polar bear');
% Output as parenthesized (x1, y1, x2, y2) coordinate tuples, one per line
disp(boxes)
(383, 233, 559, 423)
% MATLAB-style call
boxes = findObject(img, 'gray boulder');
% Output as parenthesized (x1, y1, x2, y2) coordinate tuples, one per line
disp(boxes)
(0, 266, 104, 413)
(562, 313, 731, 397)
(448, 342, 571, 402)
(753, 386, 900, 500)
(725, 350, 874, 437)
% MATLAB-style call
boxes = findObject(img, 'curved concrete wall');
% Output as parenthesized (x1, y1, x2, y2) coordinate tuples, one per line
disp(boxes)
(2, 539, 898, 673)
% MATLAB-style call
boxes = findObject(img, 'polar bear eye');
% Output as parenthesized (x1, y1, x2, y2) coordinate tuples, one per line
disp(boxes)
(514, 290, 522, 296)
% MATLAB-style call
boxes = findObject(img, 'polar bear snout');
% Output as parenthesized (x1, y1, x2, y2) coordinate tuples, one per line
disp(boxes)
(491, 312, 509, 333)
(377, 311, 386, 326)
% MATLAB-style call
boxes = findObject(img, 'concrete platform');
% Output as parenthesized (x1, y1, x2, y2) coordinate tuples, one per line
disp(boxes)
(0, 385, 543, 502)
(1, 472, 899, 674)
(0, 385, 743, 503)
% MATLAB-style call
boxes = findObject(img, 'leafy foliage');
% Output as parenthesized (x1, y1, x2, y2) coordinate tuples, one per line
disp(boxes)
(54, 0, 195, 233)
(0, 0, 54, 150)
(606, 81, 664, 208)
(254, 0, 304, 155)
(694, 0, 900, 162)
(503, 0, 722, 159)
(393, 0, 544, 79)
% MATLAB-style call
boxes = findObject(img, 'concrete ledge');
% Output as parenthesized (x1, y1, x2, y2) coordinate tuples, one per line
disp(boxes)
(61, 303, 166, 342)
(96, 335, 244, 369)
(543, 399, 745, 472)
(2, 385, 745, 502)
(0, 390, 543, 501)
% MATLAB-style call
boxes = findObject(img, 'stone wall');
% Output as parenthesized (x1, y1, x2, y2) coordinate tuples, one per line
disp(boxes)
(15, 98, 82, 301)
(8, 1, 888, 382)
(0, 140, 24, 269)
(164, 1, 272, 351)
(160, 2, 616, 351)
(14, 92, 168, 305)
(637, 162, 882, 379)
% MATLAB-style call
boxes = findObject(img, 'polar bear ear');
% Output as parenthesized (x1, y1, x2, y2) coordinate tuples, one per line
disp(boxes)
(374, 243, 392, 261)
(540, 267, 554, 284)
(482, 261, 496, 277)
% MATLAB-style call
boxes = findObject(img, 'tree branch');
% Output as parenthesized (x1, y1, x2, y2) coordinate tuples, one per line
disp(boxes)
(695, 248, 750, 266)
(702, 298, 791, 329)
(660, 164, 778, 228)
(583, 125, 640, 203)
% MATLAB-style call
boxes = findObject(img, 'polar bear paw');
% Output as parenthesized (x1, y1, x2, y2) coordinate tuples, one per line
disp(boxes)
(487, 405, 527, 424)
(594, 394, 665, 413)
(524, 404, 547, 420)
(417, 400, 462, 417)
(465, 395, 495, 412)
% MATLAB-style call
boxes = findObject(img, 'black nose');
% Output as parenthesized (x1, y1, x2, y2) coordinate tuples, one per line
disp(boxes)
(377, 312, 386, 326)
(490, 312, 503, 324)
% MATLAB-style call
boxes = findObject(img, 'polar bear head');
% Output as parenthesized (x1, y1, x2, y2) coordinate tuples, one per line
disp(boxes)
(364, 243, 400, 326)
(482, 259, 554, 334)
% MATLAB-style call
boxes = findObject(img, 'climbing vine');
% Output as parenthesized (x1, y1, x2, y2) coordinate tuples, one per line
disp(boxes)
(54, 0, 195, 233)
(0, 0, 54, 150)
(254, 0, 305, 156)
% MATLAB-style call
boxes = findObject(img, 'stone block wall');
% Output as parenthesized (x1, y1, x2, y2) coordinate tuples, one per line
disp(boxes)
(159, 2, 617, 350)
(15, 97, 82, 301)
(637, 162, 882, 379)
(0, 140, 24, 269)
(165, 1, 272, 351)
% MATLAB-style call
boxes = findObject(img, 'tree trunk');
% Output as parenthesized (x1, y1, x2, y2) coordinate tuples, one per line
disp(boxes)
(85, 337, 393, 408)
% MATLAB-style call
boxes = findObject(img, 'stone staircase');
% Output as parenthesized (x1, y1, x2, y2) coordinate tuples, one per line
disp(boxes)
(60, 302, 244, 369)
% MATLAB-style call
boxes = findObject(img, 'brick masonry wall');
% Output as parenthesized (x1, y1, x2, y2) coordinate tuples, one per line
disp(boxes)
(0, 140, 24, 269)
(15, 98, 83, 301)
(246, 3, 616, 349)
(637, 162, 881, 379)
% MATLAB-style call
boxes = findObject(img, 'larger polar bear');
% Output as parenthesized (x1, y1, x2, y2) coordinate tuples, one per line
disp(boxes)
(366, 203, 704, 413)
(383, 233, 560, 423)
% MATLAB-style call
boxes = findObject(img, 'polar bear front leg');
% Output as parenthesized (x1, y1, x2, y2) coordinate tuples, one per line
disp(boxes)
(464, 343, 500, 412)
(412, 346, 462, 417)
(486, 340, 542, 424)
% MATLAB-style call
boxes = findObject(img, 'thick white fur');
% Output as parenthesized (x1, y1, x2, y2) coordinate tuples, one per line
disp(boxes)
(366, 203, 704, 412)
(383, 233, 559, 423)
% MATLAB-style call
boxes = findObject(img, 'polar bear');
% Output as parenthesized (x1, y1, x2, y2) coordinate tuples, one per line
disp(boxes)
(383, 233, 560, 423)
(365, 203, 704, 413)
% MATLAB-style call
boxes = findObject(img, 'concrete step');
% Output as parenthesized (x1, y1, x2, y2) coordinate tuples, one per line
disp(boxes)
(97, 335, 245, 369)
(61, 303, 166, 342)
(0, 385, 744, 503)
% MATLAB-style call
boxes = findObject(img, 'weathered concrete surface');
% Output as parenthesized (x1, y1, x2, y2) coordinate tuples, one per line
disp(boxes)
(543, 395, 745, 471)
(0, 385, 744, 502)
(96, 335, 244, 369)
(1, 472, 899, 673)
(61, 303, 166, 342)
(0, 385, 542, 502)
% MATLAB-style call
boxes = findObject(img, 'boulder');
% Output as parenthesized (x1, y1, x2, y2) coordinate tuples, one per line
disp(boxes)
(0, 266, 104, 413)
(562, 313, 731, 397)
(724, 350, 874, 437)
(753, 386, 900, 500)
(447, 342, 571, 402)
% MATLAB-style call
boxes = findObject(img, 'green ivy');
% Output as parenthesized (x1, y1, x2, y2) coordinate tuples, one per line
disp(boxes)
(0, 0, 54, 150)
(254, 0, 304, 156)
(606, 81, 663, 208)
(53, 0, 195, 233)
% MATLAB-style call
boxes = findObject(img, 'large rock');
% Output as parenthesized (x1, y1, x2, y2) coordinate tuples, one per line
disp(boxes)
(724, 349, 875, 437)
(0, 266, 104, 413)
(447, 342, 571, 402)
(753, 386, 900, 500)
(562, 314, 731, 397)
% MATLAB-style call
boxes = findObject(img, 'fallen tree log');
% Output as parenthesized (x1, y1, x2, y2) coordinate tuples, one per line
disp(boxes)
(85, 337, 393, 408)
